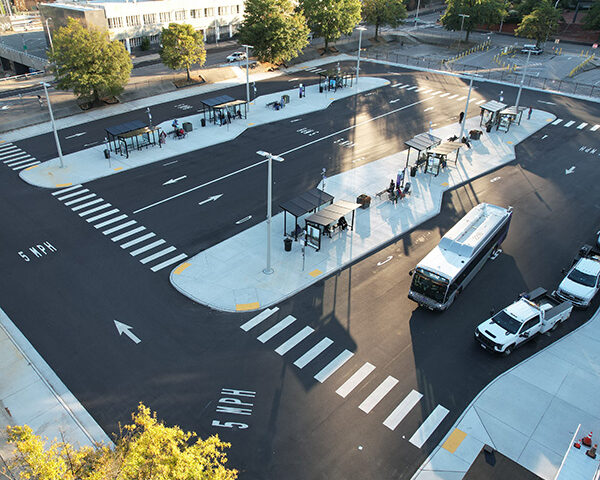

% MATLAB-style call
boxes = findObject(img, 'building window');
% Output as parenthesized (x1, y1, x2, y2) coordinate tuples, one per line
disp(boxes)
(126, 15, 141, 27)
(159, 12, 171, 23)
(190, 9, 203, 18)
(235, 5, 241, 13)
(143, 13, 157, 25)
(107, 17, 123, 29)
(174, 10, 185, 20)
(204, 7, 214, 17)
(218, 6, 229, 15)
(149, 34, 160, 44)
(130, 37, 143, 47)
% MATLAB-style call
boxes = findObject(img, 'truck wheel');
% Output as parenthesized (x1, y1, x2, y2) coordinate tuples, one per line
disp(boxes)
(551, 322, 559, 331)
(503, 344, 515, 356)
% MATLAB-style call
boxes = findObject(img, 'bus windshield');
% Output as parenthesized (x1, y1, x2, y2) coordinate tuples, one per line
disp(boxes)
(411, 269, 449, 304)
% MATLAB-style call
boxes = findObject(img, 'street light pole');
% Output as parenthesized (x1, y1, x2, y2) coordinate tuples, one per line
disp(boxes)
(257, 150, 284, 275)
(514, 49, 531, 111)
(41, 82, 64, 168)
(45, 17, 54, 53)
(414, 0, 421, 27)
(459, 75, 474, 140)
(242, 44, 252, 108)
(355, 26, 366, 85)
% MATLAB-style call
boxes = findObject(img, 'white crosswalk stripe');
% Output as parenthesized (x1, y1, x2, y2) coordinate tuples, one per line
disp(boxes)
(240, 308, 279, 331)
(150, 253, 187, 272)
(3, 152, 29, 162)
(359, 376, 399, 413)
(140, 245, 176, 264)
(564, 120, 575, 127)
(406, 85, 418, 91)
(94, 214, 127, 229)
(430, 91, 442, 95)
(457, 96, 467, 101)
(336, 362, 375, 398)
(64, 194, 96, 206)
(448, 94, 459, 100)
(257, 315, 295, 343)
(58, 189, 90, 201)
(552, 118, 563, 125)
(52, 184, 82, 195)
(383, 389, 423, 431)
(120, 232, 156, 249)
(112, 226, 146, 242)
(577, 122, 588, 130)
(274, 326, 314, 355)
(438, 92, 450, 98)
(476, 99, 486, 104)
(591, 124, 600, 131)
(0, 142, 15, 150)
(79, 203, 112, 217)
(130, 239, 165, 256)
(0, 146, 20, 155)
(314, 349, 353, 383)
(7, 157, 34, 166)
(72, 198, 103, 211)
(294, 337, 333, 369)
(103, 220, 136, 235)
(409, 405, 449, 448)
(396, 84, 409, 89)
(13, 161, 40, 170)
(86, 208, 119, 223)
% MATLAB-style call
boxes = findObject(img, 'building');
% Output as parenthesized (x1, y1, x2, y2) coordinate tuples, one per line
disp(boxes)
(38, 0, 245, 52)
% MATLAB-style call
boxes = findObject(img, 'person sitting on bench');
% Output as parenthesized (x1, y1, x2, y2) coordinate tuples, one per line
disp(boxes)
(175, 128, 186, 138)
(338, 216, 348, 231)
(387, 179, 395, 194)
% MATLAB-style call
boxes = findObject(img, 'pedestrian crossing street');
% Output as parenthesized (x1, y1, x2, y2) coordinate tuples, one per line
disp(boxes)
(551, 118, 600, 132)
(241, 307, 449, 449)
(52, 184, 187, 273)
(0, 142, 40, 171)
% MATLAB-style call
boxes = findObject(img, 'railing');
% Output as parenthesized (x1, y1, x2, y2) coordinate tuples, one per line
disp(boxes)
(0, 71, 45, 82)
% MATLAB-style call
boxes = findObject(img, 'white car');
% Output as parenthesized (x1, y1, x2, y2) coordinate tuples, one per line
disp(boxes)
(555, 246, 600, 308)
(521, 44, 543, 55)
(226, 51, 247, 62)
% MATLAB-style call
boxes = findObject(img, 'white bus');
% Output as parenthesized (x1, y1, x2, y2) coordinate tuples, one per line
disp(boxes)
(408, 203, 513, 311)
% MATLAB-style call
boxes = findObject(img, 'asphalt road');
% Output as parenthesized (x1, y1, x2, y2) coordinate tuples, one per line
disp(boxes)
(2, 62, 600, 479)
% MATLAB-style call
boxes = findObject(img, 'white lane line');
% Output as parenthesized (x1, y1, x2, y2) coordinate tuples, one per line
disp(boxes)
(139, 245, 176, 264)
(65, 193, 96, 206)
(336, 363, 376, 398)
(79, 203, 111, 217)
(438, 92, 450, 98)
(94, 214, 127, 229)
(150, 253, 188, 272)
(409, 405, 449, 448)
(103, 219, 136, 235)
(564, 120, 575, 127)
(52, 184, 83, 195)
(59, 188, 90, 201)
(383, 389, 423, 431)
(86, 208, 119, 223)
(577, 122, 588, 130)
(358, 376, 399, 414)
(130, 239, 165, 256)
(274, 326, 314, 355)
(294, 338, 334, 369)
(72, 198, 103, 211)
(257, 315, 296, 343)
(240, 307, 280, 331)
(112, 226, 146, 242)
(447, 94, 459, 100)
(476, 99, 486, 104)
(120, 232, 156, 249)
(406, 86, 418, 90)
(552, 118, 563, 125)
(590, 124, 600, 131)
(314, 349, 353, 383)
(13, 161, 40, 170)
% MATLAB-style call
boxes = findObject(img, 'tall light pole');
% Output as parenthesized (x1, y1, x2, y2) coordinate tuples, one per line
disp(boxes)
(459, 75, 474, 140)
(355, 26, 366, 85)
(256, 150, 284, 275)
(242, 44, 253, 108)
(414, 0, 421, 27)
(458, 14, 470, 43)
(45, 17, 54, 53)
(514, 49, 531, 111)
(41, 82, 64, 168)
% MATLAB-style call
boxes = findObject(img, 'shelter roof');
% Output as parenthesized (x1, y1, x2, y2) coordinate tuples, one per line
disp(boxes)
(280, 188, 334, 218)
(431, 142, 463, 156)
(305, 200, 361, 227)
(405, 132, 441, 151)
(479, 100, 507, 113)
(105, 120, 147, 137)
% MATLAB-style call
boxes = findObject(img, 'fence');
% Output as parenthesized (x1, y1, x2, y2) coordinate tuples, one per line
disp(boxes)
(362, 49, 600, 99)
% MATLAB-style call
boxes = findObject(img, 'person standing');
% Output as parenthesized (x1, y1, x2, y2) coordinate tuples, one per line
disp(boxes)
(528, 106, 532, 120)
(459, 111, 464, 124)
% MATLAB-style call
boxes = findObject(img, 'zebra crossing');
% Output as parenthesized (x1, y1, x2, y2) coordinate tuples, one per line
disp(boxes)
(240, 307, 449, 449)
(303, 66, 329, 75)
(0, 142, 40, 171)
(388, 83, 489, 105)
(52, 184, 187, 273)
(550, 118, 600, 132)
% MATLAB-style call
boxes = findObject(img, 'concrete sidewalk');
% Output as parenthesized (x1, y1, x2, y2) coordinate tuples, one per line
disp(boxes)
(169, 110, 554, 312)
(412, 307, 600, 480)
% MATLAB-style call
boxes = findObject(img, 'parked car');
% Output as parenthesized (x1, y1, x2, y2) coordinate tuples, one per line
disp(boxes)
(521, 44, 543, 55)
(554, 245, 600, 308)
(226, 51, 247, 62)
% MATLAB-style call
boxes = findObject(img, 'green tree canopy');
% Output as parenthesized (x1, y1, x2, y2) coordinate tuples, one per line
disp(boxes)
(584, 0, 600, 32)
(301, 0, 363, 50)
(362, 0, 407, 40)
(160, 23, 207, 81)
(238, 0, 310, 64)
(5, 403, 238, 480)
(48, 18, 132, 104)
(440, 0, 506, 42)
(515, 0, 560, 47)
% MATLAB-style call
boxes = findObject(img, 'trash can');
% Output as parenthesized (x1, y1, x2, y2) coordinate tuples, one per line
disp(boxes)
(284, 237, 292, 252)
(470, 130, 481, 140)
(410, 166, 417, 177)
(201, 118, 206, 127)
(319, 85, 324, 93)
(104, 149, 110, 159)
(356, 194, 371, 209)
(486, 123, 492, 133)
(183, 122, 193, 132)
(282, 94, 290, 104)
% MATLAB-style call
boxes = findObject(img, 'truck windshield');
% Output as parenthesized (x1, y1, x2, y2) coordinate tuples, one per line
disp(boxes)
(411, 269, 449, 304)
(491, 311, 521, 334)
(568, 268, 597, 287)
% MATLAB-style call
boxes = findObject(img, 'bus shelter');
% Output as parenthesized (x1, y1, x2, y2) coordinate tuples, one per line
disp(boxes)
(318, 71, 355, 93)
(497, 106, 524, 132)
(424, 142, 463, 176)
(279, 188, 334, 240)
(105, 120, 160, 159)
(201, 95, 248, 125)
(404, 132, 442, 169)
(304, 200, 361, 251)
(479, 100, 507, 130)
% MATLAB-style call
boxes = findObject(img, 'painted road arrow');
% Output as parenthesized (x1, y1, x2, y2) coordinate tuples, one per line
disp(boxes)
(114, 320, 141, 344)
(565, 166, 576, 175)
(198, 194, 223, 206)
(163, 176, 187, 185)
(236, 215, 252, 225)
(377, 256, 393, 266)
(65, 132, 86, 139)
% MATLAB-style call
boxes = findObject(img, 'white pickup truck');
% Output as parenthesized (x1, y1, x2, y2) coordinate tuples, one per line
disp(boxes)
(474, 287, 573, 355)
(554, 245, 600, 308)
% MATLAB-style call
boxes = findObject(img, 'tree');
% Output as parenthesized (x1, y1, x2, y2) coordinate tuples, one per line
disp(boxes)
(48, 18, 132, 105)
(5, 403, 238, 480)
(160, 23, 207, 82)
(362, 0, 407, 41)
(515, 0, 560, 47)
(238, 0, 310, 64)
(440, 0, 506, 42)
(301, 0, 363, 50)
(584, 0, 600, 33)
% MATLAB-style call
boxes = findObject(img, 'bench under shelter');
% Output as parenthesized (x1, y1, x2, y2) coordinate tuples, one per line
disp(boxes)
(404, 132, 442, 170)
(201, 95, 248, 124)
(479, 100, 507, 129)
(105, 120, 161, 159)
(304, 200, 361, 251)
(279, 187, 334, 240)
(423, 141, 463, 176)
